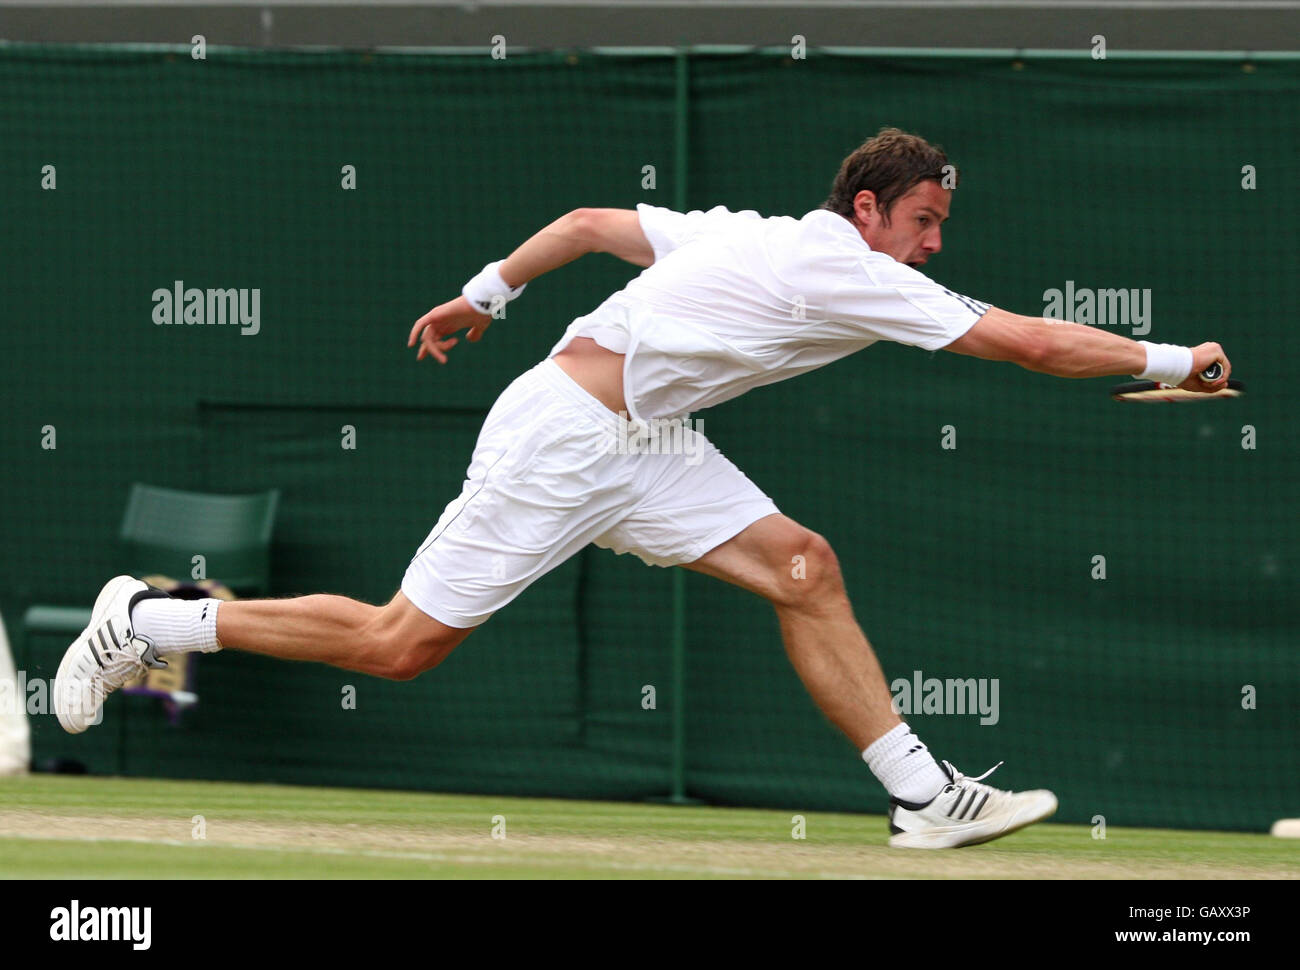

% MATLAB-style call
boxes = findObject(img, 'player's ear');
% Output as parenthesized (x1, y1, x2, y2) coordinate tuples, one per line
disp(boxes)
(852, 190, 878, 225)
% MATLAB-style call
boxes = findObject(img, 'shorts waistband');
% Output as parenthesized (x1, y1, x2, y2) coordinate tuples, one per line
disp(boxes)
(531, 357, 625, 431)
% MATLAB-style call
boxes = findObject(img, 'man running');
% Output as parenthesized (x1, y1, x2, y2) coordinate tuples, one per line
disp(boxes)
(55, 127, 1230, 848)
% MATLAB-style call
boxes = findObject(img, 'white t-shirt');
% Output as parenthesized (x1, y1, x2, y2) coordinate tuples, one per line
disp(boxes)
(549, 203, 990, 423)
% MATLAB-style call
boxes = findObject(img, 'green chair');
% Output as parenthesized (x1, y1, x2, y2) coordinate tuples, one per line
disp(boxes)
(119, 483, 279, 595)
(20, 485, 277, 770)
(22, 483, 279, 643)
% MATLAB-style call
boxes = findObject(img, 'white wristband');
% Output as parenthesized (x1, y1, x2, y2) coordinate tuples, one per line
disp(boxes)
(462, 260, 526, 315)
(1135, 342, 1194, 386)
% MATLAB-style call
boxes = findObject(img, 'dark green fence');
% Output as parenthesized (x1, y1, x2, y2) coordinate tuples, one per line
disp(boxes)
(3, 45, 1296, 831)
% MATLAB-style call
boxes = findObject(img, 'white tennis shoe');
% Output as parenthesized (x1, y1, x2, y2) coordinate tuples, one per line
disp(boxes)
(888, 760, 1058, 849)
(54, 575, 172, 734)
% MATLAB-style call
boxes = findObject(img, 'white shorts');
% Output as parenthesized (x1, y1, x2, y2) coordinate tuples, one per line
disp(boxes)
(401, 358, 779, 628)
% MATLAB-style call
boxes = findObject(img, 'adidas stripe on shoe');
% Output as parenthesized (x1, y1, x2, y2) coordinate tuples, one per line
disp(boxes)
(888, 760, 1058, 849)
(54, 576, 172, 734)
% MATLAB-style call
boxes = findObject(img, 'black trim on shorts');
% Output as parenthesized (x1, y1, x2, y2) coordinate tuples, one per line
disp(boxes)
(408, 449, 511, 566)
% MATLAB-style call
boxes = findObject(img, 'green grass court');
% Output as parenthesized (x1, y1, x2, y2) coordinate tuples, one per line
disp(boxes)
(1, 776, 1295, 879)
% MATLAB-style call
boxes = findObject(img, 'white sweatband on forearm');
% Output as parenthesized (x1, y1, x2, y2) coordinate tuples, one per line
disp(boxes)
(1135, 341, 1194, 386)
(462, 260, 526, 315)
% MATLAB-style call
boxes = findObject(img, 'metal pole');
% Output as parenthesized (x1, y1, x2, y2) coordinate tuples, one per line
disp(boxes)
(666, 46, 696, 805)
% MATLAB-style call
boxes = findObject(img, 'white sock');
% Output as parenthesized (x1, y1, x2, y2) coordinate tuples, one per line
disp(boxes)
(131, 598, 223, 656)
(862, 723, 950, 805)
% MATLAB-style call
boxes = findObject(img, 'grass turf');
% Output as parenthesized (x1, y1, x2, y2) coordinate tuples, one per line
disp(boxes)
(1, 775, 1295, 879)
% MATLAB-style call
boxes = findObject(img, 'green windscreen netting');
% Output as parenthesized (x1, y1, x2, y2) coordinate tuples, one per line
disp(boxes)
(2, 45, 1295, 830)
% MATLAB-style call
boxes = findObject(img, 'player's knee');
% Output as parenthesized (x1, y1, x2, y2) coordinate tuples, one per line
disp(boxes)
(363, 603, 469, 680)
(774, 529, 845, 610)
(384, 646, 431, 682)
(799, 531, 846, 596)
(380, 627, 466, 681)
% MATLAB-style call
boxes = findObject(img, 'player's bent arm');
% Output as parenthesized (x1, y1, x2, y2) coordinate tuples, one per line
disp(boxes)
(409, 209, 653, 363)
(943, 306, 1146, 378)
(571, 208, 657, 268)
(498, 208, 654, 287)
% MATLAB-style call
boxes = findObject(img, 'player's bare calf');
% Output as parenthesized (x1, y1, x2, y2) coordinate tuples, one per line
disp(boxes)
(213, 592, 470, 680)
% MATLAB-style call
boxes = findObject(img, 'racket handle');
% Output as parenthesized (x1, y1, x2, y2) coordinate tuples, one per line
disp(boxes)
(1201, 361, 1223, 382)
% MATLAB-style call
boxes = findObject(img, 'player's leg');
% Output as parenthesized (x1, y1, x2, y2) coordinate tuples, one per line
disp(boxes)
(53, 579, 474, 734)
(684, 514, 1057, 848)
(682, 512, 900, 751)
(598, 430, 1056, 847)
(211, 590, 468, 680)
(594, 442, 906, 755)
(55, 356, 641, 735)
(680, 514, 947, 805)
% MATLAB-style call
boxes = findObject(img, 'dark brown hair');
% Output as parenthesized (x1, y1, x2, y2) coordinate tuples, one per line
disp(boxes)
(822, 127, 955, 226)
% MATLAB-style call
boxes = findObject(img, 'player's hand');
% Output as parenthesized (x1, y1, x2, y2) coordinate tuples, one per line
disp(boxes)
(1177, 342, 1230, 393)
(407, 296, 493, 364)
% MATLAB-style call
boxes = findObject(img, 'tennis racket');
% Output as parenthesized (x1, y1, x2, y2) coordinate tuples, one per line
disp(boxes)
(1111, 362, 1244, 402)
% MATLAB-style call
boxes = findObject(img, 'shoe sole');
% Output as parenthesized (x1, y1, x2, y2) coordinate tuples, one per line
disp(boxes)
(889, 791, 1059, 849)
(54, 575, 139, 734)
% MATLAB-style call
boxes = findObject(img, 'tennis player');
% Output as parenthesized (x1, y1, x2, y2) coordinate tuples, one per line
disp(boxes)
(56, 127, 1230, 848)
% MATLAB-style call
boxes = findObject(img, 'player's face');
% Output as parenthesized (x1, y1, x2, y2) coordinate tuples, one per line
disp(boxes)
(854, 180, 950, 269)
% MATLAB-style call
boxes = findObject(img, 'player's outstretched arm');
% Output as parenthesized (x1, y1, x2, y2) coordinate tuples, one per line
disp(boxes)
(943, 307, 1230, 392)
(409, 208, 653, 363)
